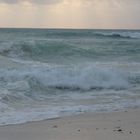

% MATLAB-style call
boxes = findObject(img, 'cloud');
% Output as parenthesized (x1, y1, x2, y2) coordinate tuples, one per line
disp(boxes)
(0, 0, 140, 6)
(28, 0, 62, 4)
(0, 0, 62, 5)
(0, 0, 18, 4)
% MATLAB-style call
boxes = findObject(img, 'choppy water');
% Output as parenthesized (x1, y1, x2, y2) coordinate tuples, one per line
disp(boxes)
(0, 28, 140, 125)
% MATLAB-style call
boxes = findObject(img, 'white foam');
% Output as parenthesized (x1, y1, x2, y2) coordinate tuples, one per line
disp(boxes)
(0, 61, 138, 126)
(0, 63, 130, 91)
(95, 31, 140, 39)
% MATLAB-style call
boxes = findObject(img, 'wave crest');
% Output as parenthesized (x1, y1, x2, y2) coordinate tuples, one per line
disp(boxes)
(93, 32, 140, 39)
(0, 64, 129, 94)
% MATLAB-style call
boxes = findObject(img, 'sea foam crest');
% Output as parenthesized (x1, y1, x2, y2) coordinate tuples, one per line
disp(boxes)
(0, 64, 129, 93)
(36, 65, 129, 90)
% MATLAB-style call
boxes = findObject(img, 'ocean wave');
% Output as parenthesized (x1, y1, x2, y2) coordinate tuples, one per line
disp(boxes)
(42, 29, 140, 39)
(93, 31, 140, 39)
(0, 39, 139, 64)
(0, 40, 93, 62)
(0, 64, 130, 102)
(0, 63, 133, 125)
(45, 30, 140, 39)
(0, 30, 140, 63)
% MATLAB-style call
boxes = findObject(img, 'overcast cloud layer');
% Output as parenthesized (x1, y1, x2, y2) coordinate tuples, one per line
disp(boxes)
(0, 0, 140, 5)
(0, 0, 62, 4)
(0, 0, 140, 29)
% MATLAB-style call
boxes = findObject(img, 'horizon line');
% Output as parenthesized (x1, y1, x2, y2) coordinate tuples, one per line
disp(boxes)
(0, 27, 140, 31)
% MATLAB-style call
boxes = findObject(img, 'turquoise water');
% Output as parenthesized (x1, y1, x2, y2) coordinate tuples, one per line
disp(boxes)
(0, 29, 140, 125)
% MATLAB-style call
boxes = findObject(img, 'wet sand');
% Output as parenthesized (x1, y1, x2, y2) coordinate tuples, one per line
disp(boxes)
(0, 109, 140, 140)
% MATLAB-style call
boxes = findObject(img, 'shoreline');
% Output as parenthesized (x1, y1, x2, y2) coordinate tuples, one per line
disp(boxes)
(0, 108, 140, 140)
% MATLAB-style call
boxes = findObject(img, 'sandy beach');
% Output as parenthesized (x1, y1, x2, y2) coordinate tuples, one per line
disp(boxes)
(0, 109, 140, 140)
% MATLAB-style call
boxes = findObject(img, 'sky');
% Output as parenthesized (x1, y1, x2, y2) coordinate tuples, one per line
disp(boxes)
(0, 0, 140, 29)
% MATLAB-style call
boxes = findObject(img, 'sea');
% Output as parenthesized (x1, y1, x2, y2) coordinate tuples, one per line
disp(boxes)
(0, 28, 140, 125)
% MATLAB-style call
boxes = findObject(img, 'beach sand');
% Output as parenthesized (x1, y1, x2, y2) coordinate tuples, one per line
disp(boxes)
(0, 109, 140, 140)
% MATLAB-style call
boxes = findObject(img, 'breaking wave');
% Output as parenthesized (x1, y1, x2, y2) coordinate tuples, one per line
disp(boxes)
(0, 64, 130, 102)
(93, 31, 140, 39)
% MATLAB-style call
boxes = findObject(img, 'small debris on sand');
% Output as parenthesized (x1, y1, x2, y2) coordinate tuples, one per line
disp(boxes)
(53, 125, 58, 128)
